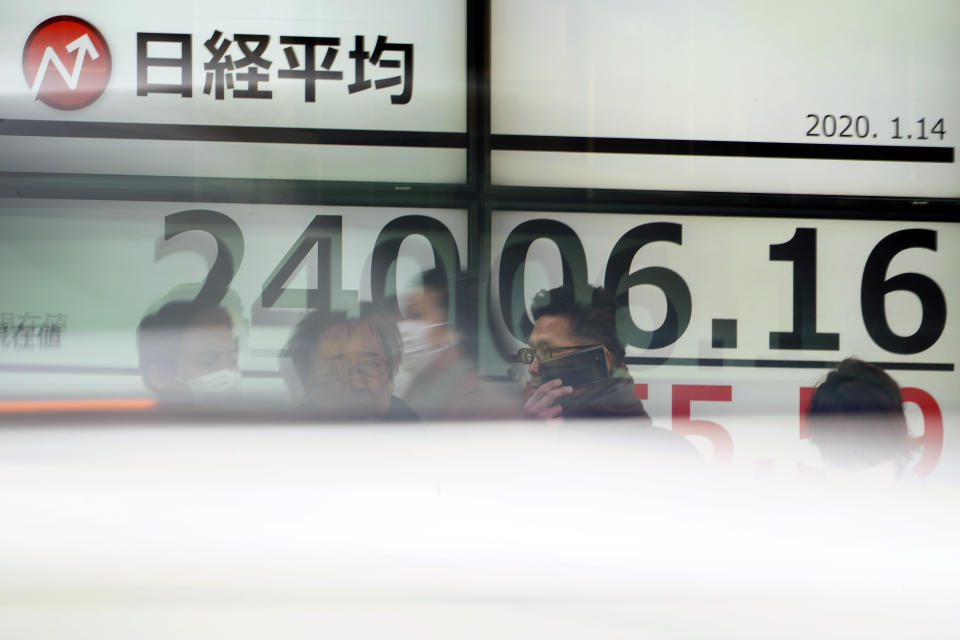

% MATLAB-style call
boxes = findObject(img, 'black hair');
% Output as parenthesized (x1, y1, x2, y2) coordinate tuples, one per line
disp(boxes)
(808, 358, 904, 417)
(806, 358, 912, 468)
(416, 268, 450, 314)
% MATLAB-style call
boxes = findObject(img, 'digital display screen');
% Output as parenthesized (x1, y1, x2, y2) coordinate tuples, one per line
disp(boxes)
(1, 0, 467, 182)
(0, 199, 468, 399)
(0, 2, 957, 478)
(486, 210, 958, 468)
(491, 0, 960, 197)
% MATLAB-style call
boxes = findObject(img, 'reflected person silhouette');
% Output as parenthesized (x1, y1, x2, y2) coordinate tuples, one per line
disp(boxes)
(137, 301, 241, 406)
(395, 268, 520, 421)
(806, 358, 915, 474)
(284, 308, 417, 421)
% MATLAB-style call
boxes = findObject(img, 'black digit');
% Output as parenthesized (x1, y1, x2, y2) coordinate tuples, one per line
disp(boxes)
(839, 115, 853, 137)
(497, 220, 589, 342)
(260, 215, 358, 315)
(917, 118, 928, 140)
(861, 229, 945, 354)
(163, 210, 244, 306)
(855, 115, 869, 138)
(822, 114, 837, 137)
(806, 114, 819, 136)
(892, 117, 902, 139)
(371, 215, 461, 319)
(931, 118, 945, 140)
(769, 228, 839, 350)
(603, 222, 691, 349)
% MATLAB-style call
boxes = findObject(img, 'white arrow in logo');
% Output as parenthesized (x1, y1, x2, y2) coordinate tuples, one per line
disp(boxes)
(30, 33, 100, 99)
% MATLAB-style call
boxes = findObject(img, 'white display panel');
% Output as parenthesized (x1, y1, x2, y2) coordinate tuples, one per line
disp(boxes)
(488, 210, 959, 475)
(491, 0, 960, 197)
(2, 0, 466, 182)
(0, 199, 468, 399)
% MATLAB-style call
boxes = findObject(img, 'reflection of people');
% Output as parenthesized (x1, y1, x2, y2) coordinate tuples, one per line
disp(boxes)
(137, 301, 241, 405)
(394, 269, 452, 399)
(284, 309, 418, 421)
(807, 358, 914, 472)
(396, 269, 520, 420)
(521, 285, 651, 422)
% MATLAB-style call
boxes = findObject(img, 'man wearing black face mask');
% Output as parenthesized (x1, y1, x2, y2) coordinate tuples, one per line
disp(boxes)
(137, 302, 241, 406)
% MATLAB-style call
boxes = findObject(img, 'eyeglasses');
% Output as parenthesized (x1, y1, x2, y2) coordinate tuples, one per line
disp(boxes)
(316, 358, 389, 380)
(515, 345, 598, 364)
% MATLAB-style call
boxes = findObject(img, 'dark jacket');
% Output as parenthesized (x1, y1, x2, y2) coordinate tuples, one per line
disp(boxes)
(386, 395, 420, 422)
(558, 371, 701, 463)
(560, 370, 651, 421)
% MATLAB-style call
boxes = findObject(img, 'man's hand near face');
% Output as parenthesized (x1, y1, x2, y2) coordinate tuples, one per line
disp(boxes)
(518, 285, 653, 424)
(522, 313, 604, 421)
(523, 377, 573, 420)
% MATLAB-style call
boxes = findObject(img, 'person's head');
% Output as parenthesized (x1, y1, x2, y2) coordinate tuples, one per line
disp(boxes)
(523, 285, 625, 382)
(806, 358, 912, 470)
(401, 268, 451, 352)
(137, 302, 239, 403)
(285, 309, 402, 419)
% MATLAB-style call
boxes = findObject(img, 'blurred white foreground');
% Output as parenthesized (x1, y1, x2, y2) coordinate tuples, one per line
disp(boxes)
(0, 418, 957, 639)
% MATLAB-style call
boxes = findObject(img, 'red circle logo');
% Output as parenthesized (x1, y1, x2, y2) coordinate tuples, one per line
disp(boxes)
(22, 16, 111, 110)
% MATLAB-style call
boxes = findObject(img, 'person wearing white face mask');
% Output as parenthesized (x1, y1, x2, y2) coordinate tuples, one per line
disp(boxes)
(137, 302, 242, 406)
(394, 318, 449, 397)
(396, 269, 521, 421)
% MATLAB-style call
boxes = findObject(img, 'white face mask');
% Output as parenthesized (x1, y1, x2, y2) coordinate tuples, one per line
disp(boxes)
(398, 319, 445, 354)
(184, 368, 243, 399)
(395, 320, 447, 395)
